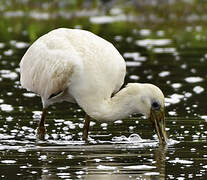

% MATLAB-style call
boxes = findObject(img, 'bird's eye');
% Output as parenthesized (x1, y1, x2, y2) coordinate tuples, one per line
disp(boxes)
(48, 90, 63, 99)
(151, 101, 161, 110)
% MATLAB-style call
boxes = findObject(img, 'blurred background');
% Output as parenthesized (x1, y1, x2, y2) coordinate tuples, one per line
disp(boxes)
(0, 0, 207, 179)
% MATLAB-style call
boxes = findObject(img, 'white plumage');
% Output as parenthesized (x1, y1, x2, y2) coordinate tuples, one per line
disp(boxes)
(20, 28, 167, 143)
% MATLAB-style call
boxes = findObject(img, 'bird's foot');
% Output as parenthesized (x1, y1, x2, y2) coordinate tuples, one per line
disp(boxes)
(37, 126, 46, 140)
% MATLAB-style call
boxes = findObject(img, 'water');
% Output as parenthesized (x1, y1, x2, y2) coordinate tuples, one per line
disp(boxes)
(1, 1, 207, 179)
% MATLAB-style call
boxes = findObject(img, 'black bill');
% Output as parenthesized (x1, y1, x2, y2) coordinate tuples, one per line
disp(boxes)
(150, 108, 168, 144)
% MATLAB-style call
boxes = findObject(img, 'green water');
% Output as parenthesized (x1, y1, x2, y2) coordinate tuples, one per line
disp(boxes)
(0, 1, 207, 179)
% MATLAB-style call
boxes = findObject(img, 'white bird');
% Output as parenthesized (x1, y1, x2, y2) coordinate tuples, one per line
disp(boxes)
(20, 28, 167, 144)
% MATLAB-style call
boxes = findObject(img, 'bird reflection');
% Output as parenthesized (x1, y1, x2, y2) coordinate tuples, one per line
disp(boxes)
(154, 145, 167, 180)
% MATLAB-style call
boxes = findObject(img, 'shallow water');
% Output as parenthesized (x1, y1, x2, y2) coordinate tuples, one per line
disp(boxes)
(1, 1, 207, 179)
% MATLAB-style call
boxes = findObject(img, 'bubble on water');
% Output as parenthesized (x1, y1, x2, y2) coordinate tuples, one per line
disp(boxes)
(123, 165, 156, 170)
(112, 134, 143, 144)
(128, 134, 142, 141)
(185, 77, 203, 83)
(112, 135, 128, 142)
(0, 104, 14, 112)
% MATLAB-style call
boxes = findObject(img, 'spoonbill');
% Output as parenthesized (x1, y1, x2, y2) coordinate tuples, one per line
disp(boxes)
(20, 28, 167, 144)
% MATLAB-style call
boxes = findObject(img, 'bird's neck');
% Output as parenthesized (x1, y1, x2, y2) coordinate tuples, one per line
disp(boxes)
(79, 84, 140, 121)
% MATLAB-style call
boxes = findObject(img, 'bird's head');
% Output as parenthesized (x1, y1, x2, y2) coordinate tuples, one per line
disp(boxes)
(132, 83, 167, 144)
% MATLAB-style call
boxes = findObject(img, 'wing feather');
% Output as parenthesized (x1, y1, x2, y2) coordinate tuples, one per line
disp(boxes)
(20, 31, 79, 99)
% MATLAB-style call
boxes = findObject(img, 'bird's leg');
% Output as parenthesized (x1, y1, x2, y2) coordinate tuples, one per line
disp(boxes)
(37, 108, 47, 140)
(82, 114, 90, 141)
